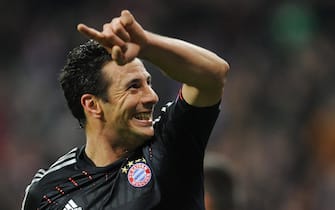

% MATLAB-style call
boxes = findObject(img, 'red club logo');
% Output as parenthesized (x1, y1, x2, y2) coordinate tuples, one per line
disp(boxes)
(127, 163, 152, 187)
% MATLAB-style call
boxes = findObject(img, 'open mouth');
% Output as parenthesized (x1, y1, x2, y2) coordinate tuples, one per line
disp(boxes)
(134, 112, 152, 121)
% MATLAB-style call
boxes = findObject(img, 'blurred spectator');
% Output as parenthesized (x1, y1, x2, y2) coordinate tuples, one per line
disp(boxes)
(204, 152, 242, 210)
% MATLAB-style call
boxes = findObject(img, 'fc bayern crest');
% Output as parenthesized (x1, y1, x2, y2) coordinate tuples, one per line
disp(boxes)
(127, 162, 152, 187)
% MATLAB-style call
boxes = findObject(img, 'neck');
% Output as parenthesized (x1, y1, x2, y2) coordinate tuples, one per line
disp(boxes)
(84, 125, 128, 167)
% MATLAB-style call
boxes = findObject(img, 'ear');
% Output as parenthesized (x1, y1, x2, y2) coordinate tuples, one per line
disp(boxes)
(81, 94, 103, 119)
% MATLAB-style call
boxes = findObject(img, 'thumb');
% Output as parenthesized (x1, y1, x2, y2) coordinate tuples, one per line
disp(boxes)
(111, 45, 125, 65)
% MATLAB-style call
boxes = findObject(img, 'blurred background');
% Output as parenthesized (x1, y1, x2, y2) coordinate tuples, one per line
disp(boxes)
(1, 0, 335, 209)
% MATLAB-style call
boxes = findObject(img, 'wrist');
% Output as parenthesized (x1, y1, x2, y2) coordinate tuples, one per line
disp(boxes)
(138, 31, 157, 60)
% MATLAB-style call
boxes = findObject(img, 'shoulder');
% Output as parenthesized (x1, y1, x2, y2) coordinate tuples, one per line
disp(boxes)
(154, 93, 220, 126)
(35, 147, 79, 184)
(21, 147, 79, 209)
(46, 147, 79, 173)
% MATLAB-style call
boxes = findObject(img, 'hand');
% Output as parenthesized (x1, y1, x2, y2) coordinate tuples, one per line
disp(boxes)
(77, 10, 147, 65)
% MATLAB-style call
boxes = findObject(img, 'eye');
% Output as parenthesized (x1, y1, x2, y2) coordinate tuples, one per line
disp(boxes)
(128, 82, 141, 90)
(147, 78, 152, 86)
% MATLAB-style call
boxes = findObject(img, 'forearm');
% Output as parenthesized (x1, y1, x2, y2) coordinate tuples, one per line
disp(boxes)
(140, 31, 229, 90)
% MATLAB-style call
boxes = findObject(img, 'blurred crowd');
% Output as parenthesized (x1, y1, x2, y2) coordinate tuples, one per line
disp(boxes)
(0, 0, 334, 209)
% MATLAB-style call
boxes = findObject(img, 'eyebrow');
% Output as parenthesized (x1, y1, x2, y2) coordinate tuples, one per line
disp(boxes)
(125, 74, 152, 86)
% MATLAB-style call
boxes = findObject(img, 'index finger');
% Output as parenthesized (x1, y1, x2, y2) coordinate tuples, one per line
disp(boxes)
(77, 23, 127, 51)
(77, 23, 105, 40)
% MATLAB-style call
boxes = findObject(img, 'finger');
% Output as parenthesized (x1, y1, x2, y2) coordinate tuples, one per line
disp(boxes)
(77, 23, 104, 40)
(120, 10, 134, 27)
(119, 10, 144, 43)
(78, 23, 126, 50)
(102, 23, 127, 49)
(111, 18, 131, 43)
(77, 23, 117, 48)
(111, 45, 125, 65)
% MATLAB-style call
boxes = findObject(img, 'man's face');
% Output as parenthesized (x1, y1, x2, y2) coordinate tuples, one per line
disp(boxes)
(100, 59, 159, 147)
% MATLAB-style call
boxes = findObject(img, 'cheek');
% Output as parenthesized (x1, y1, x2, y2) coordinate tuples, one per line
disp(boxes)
(107, 90, 141, 119)
(110, 96, 137, 121)
(119, 93, 141, 110)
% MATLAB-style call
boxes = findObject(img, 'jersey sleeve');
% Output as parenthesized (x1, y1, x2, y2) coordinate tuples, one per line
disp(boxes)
(152, 90, 221, 167)
(154, 91, 220, 156)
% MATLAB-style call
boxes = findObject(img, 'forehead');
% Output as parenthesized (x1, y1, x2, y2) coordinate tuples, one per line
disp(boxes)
(102, 59, 151, 84)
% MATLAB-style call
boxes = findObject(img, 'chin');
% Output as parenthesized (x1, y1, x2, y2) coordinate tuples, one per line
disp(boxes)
(129, 122, 154, 136)
(136, 129, 155, 139)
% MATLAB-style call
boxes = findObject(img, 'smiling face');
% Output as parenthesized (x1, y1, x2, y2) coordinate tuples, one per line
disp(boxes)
(99, 58, 159, 149)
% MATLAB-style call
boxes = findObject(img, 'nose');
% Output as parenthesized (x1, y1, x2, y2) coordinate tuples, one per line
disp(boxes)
(142, 85, 159, 106)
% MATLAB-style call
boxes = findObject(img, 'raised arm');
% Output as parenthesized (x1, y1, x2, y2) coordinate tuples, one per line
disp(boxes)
(77, 10, 229, 107)
(142, 32, 229, 107)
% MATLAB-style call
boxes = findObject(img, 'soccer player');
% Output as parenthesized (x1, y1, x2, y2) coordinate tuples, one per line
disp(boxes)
(21, 10, 229, 210)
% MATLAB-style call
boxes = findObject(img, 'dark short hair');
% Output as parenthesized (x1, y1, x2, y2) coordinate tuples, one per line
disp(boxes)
(59, 40, 112, 128)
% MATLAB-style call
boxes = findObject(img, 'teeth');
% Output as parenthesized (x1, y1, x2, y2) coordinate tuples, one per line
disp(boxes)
(135, 113, 151, 120)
